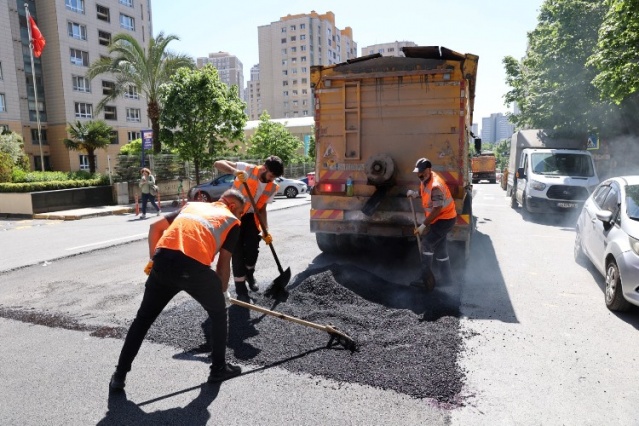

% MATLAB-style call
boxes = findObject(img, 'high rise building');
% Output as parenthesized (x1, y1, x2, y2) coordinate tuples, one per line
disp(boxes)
(0, 0, 152, 173)
(481, 112, 514, 144)
(360, 41, 416, 57)
(255, 10, 357, 119)
(246, 64, 261, 120)
(196, 51, 244, 101)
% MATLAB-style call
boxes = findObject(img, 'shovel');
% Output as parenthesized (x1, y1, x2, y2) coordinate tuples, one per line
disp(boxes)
(229, 296, 357, 352)
(408, 195, 436, 290)
(242, 181, 291, 298)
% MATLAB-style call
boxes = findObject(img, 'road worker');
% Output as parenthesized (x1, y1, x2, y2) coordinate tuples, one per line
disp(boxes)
(109, 189, 246, 390)
(406, 158, 457, 291)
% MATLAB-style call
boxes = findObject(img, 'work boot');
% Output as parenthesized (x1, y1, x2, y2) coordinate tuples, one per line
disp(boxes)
(235, 281, 249, 300)
(246, 269, 259, 292)
(409, 271, 436, 292)
(436, 259, 453, 286)
(208, 363, 242, 383)
(109, 370, 127, 390)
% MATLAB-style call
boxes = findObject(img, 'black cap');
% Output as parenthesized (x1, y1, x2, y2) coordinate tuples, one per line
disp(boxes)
(413, 158, 432, 173)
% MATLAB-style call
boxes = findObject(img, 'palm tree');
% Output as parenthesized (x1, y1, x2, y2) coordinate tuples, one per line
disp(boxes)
(86, 32, 194, 153)
(63, 120, 113, 174)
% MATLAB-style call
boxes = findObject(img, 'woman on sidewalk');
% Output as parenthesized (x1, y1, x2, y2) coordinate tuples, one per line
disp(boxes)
(139, 168, 160, 219)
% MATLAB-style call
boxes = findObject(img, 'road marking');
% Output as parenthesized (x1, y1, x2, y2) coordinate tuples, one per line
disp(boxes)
(66, 233, 147, 251)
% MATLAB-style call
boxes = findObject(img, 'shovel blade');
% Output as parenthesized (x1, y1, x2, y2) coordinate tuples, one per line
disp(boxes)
(264, 267, 291, 298)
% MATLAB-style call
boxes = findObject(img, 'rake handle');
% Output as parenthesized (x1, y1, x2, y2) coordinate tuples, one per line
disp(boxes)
(408, 198, 423, 258)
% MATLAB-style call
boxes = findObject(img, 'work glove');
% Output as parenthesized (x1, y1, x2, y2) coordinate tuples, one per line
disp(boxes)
(414, 224, 428, 236)
(262, 232, 273, 245)
(234, 170, 248, 182)
(144, 260, 153, 275)
(406, 189, 419, 198)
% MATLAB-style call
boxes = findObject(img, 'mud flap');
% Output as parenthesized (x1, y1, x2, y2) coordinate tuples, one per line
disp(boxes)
(362, 186, 388, 217)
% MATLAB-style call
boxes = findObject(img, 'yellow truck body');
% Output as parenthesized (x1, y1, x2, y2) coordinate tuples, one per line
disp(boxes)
(309, 46, 478, 260)
(471, 153, 497, 183)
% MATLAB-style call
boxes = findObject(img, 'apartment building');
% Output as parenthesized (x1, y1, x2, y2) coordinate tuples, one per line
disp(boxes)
(255, 10, 357, 120)
(0, 0, 152, 173)
(246, 64, 261, 120)
(196, 51, 245, 101)
(360, 41, 417, 57)
(481, 112, 515, 144)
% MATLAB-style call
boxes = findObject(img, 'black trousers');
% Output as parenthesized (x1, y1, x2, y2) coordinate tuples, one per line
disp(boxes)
(116, 249, 227, 372)
(232, 213, 261, 279)
(419, 217, 456, 279)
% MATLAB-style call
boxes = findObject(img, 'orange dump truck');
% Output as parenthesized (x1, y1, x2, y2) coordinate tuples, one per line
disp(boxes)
(471, 152, 497, 183)
(309, 46, 478, 261)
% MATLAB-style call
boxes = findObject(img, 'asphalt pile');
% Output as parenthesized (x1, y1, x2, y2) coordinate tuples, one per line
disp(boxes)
(148, 265, 465, 403)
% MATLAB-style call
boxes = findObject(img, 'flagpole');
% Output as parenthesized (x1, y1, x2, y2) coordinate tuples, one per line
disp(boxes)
(25, 3, 45, 172)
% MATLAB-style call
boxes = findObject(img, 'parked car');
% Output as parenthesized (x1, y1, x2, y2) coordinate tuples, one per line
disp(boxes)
(187, 173, 235, 202)
(574, 176, 639, 311)
(300, 177, 313, 191)
(275, 177, 308, 198)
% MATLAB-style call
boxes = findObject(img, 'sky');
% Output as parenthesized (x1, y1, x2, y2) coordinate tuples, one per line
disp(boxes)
(151, 0, 545, 128)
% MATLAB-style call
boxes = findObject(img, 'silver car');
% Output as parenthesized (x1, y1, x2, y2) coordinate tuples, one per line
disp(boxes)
(574, 176, 639, 311)
(274, 177, 308, 198)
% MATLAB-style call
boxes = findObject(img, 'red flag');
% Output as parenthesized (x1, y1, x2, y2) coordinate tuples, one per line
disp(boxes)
(29, 16, 46, 58)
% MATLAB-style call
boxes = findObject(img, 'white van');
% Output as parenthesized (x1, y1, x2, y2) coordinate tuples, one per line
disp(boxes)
(512, 148, 599, 213)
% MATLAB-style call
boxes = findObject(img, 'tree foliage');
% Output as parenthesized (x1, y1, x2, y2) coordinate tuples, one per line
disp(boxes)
(63, 120, 113, 174)
(0, 132, 26, 165)
(247, 111, 303, 166)
(86, 32, 194, 153)
(160, 65, 247, 185)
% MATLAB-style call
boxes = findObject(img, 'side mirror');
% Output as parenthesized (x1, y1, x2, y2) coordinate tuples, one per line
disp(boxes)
(516, 167, 525, 180)
(596, 210, 613, 224)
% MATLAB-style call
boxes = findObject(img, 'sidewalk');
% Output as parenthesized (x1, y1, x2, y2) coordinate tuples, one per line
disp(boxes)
(32, 195, 310, 221)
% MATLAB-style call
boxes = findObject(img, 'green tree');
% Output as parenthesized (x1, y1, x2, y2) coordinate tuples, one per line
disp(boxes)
(248, 111, 303, 165)
(160, 65, 247, 185)
(503, 0, 616, 135)
(493, 138, 511, 170)
(0, 131, 26, 165)
(119, 138, 142, 155)
(307, 127, 316, 163)
(63, 120, 113, 174)
(86, 32, 194, 153)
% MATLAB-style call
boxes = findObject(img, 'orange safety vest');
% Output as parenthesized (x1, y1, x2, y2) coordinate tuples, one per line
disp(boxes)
(420, 172, 457, 224)
(156, 201, 240, 266)
(232, 165, 279, 225)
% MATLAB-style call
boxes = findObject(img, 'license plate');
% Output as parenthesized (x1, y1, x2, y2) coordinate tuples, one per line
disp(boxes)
(557, 202, 577, 208)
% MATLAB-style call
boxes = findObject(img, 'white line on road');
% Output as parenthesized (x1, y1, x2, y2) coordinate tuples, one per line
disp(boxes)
(66, 233, 147, 251)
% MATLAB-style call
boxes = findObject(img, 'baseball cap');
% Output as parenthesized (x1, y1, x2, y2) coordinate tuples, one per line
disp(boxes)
(412, 158, 432, 173)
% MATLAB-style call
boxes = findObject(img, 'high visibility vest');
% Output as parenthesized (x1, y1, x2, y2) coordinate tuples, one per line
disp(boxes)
(232, 165, 279, 225)
(420, 172, 457, 224)
(156, 201, 240, 266)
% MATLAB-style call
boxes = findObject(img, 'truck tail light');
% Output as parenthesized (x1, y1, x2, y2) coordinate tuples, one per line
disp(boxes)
(317, 182, 345, 193)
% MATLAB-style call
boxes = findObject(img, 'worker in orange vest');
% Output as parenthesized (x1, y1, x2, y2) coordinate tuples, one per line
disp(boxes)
(214, 156, 284, 298)
(406, 158, 457, 291)
(109, 189, 247, 390)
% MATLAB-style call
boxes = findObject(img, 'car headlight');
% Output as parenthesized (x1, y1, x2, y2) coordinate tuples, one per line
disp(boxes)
(530, 180, 546, 191)
(630, 236, 639, 256)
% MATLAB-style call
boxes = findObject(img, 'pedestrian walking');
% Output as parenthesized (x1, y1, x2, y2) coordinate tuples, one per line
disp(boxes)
(109, 189, 247, 390)
(406, 158, 457, 291)
(213, 156, 284, 297)
(139, 167, 160, 219)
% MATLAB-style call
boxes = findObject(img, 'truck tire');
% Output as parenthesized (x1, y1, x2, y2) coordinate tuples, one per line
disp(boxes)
(315, 233, 351, 255)
(510, 186, 519, 209)
(364, 154, 395, 185)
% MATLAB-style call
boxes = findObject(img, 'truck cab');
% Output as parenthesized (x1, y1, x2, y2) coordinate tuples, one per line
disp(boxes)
(512, 148, 598, 213)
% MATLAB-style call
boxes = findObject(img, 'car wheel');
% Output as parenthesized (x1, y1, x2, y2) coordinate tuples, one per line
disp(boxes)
(573, 229, 586, 265)
(604, 260, 631, 312)
(284, 186, 298, 198)
(195, 191, 211, 202)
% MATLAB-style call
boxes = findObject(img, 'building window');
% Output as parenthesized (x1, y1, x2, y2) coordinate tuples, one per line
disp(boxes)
(127, 131, 141, 141)
(283, 91, 288, 97)
(68, 22, 87, 40)
(301, 45, 306, 51)
(281, 38, 286, 44)
(300, 34, 306, 40)
(300, 23, 305, 29)
(0, 62, 3, 80)
(75, 102, 93, 118)
(301, 56, 306, 62)
(301, 67, 307, 73)
(282, 70, 288, 76)
(0, 124, 9, 132)
(119, 0, 133, 7)
(281, 59, 287, 66)
(303, 110, 309, 116)
(120, 14, 135, 30)
(302, 78, 307, 84)
(388, 47, 395, 52)
(282, 81, 288, 86)
(281, 27, 286, 33)
(290, 36, 296, 42)
(72, 75, 91, 92)
(291, 47, 297, 53)
(124, 85, 139, 99)
(96, 5, 110, 22)
(293, 79, 298, 85)
(34, 155, 51, 171)
(110, 130, 119, 144)
(66, 0, 85, 13)
(292, 68, 298, 74)
(102, 80, 115, 95)
(98, 30, 111, 46)
(292, 90, 298, 95)
(126, 108, 140, 122)
(302, 89, 308, 95)
(282, 48, 287, 55)
(31, 129, 48, 145)
(0, 94, 5, 112)
(290, 25, 296, 31)
(70, 48, 89, 66)
(104, 106, 117, 120)
(79, 155, 93, 171)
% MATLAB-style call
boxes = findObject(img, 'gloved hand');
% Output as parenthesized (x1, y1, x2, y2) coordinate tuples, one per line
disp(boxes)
(414, 224, 428, 236)
(406, 189, 418, 198)
(262, 232, 273, 245)
(144, 260, 153, 275)
(234, 170, 248, 182)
